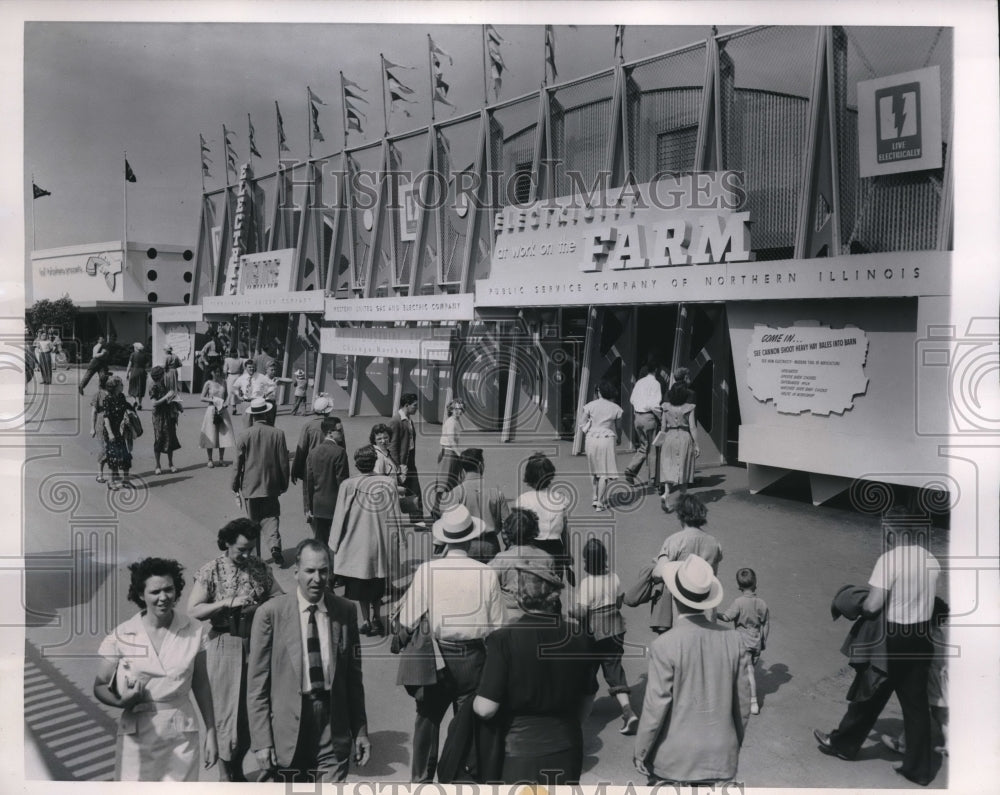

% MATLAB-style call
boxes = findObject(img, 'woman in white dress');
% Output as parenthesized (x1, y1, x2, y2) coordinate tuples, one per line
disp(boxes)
(199, 364, 236, 467)
(92, 557, 217, 781)
(580, 379, 623, 512)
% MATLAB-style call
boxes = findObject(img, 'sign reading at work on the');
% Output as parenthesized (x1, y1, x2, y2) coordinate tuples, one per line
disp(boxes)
(746, 324, 869, 415)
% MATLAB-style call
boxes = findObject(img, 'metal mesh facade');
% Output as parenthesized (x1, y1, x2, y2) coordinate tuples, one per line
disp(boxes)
(549, 71, 615, 196)
(493, 94, 540, 208)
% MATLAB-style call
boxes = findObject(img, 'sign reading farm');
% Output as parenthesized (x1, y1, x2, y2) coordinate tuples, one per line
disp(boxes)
(746, 324, 869, 415)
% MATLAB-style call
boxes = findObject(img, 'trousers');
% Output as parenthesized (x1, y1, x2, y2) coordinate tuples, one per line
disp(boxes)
(246, 497, 282, 553)
(625, 412, 659, 480)
(275, 693, 349, 783)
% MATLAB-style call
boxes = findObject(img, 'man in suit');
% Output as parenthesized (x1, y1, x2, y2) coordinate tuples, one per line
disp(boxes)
(388, 392, 421, 512)
(247, 539, 371, 782)
(292, 395, 346, 519)
(232, 397, 290, 565)
(634, 555, 750, 785)
(305, 418, 351, 546)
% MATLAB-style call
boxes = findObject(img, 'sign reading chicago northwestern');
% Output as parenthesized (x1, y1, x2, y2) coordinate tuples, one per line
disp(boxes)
(857, 66, 942, 177)
(746, 324, 869, 415)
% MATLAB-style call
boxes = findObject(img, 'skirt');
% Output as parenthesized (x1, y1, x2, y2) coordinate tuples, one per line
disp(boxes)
(199, 405, 236, 449)
(105, 437, 133, 471)
(152, 410, 181, 455)
(116, 701, 200, 781)
(163, 368, 179, 393)
(342, 576, 386, 603)
(128, 369, 147, 401)
(658, 428, 695, 486)
(585, 433, 618, 478)
(36, 351, 52, 384)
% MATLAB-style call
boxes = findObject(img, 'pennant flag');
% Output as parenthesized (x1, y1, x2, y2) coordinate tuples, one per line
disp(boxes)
(614, 25, 625, 61)
(544, 25, 558, 82)
(486, 25, 505, 99)
(202, 161, 212, 178)
(248, 114, 262, 158)
(32, 182, 51, 199)
(383, 57, 415, 72)
(311, 101, 325, 142)
(307, 86, 326, 106)
(223, 125, 238, 168)
(342, 75, 368, 135)
(429, 36, 453, 66)
(385, 60, 416, 117)
(125, 159, 137, 183)
(275, 101, 291, 152)
(199, 133, 211, 154)
(199, 134, 213, 178)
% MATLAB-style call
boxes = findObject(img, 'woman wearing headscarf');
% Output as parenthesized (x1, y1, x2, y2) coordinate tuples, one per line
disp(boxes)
(148, 365, 182, 474)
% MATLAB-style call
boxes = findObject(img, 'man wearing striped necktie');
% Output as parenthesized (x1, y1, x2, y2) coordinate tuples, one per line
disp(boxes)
(248, 539, 371, 782)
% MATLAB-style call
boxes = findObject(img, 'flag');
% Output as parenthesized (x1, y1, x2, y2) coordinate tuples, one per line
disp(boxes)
(311, 102, 325, 142)
(248, 114, 262, 158)
(544, 26, 557, 82)
(486, 24, 505, 99)
(429, 36, 453, 66)
(614, 25, 625, 61)
(32, 182, 51, 199)
(199, 134, 213, 178)
(125, 159, 137, 183)
(275, 101, 290, 152)
(385, 60, 416, 117)
(199, 133, 211, 154)
(223, 125, 238, 168)
(342, 75, 368, 135)
(307, 86, 326, 106)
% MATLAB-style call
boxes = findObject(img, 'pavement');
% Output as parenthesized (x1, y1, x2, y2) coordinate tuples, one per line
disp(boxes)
(19, 368, 949, 787)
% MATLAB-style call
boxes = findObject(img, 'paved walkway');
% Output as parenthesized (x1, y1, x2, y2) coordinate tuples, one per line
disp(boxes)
(20, 371, 949, 786)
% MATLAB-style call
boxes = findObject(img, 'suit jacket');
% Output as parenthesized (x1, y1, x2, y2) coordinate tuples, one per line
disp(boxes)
(292, 416, 345, 482)
(387, 412, 416, 467)
(635, 613, 750, 783)
(247, 591, 368, 768)
(232, 423, 290, 499)
(305, 439, 350, 518)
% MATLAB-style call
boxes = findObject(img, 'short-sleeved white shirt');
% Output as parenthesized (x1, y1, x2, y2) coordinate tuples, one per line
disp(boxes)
(868, 544, 940, 624)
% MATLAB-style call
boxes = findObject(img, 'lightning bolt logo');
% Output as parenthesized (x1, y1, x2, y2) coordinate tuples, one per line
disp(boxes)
(891, 91, 907, 139)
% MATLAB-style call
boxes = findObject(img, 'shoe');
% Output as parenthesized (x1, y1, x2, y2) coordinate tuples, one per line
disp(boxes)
(371, 619, 386, 637)
(750, 699, 760, 715)
(271, 547, 285, 566)
(359, 621, 372, 636)
(620, 707, 638, 735)
(893, 765, 930, 787)
(624, 470, 635, 486)
(170, 466, 178, 473)
(592, 500, 600, 508)
(813, 730, 853, 761)
(595, 503, 605, 512)
(207, 461, 214, 468)
(154, 468, 162, 475)
(881, 733, 904, 754)
(96, 475, 106, 483)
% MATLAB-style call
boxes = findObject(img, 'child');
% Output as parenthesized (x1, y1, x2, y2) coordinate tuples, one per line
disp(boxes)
(574, 537, 638, 735)
(291, 368, 308, 415)
(718, 567, 769, 715)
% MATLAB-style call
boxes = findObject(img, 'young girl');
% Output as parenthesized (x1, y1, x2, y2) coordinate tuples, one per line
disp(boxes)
(574, 537, 638, 734)
(291, 369, 308, 415)
(718, 567, 770, 714)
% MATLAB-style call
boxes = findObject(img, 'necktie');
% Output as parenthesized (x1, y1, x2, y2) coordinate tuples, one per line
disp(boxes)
(306, 605, 325, 692)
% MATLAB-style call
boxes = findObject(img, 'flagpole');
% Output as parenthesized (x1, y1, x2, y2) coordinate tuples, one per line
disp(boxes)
(306, 87, 313, 160)
(122, 150, 128, 270)
(482, 26, 489, 105)
(275, 102, 281, 170)
(199, 137, 206, 193)
(222, 125, 231, 186)
(428, 34, 436, 123)
(30, 173, 36, 251)
(542, 28, 547, 87)
(339, 72, 349, 148)
(380, 54, 389, 137)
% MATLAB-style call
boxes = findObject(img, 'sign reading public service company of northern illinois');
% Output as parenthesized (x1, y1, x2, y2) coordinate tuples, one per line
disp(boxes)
(475, 171, 950, 306)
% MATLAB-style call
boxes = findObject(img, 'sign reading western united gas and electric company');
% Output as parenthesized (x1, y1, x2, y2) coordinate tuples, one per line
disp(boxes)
(476, 172, 950, 305)
(324, 293, 474, 322)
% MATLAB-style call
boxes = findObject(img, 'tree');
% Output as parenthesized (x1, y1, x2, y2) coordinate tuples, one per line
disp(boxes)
(26, 297, 78, 334)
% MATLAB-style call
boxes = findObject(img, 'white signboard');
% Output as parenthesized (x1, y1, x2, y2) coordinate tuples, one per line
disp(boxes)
(324, 293, 474, 322)
(320, 326, 452, 361)
(32, 249, 124, 301)
(203, 290, 326, 314)
(152, 305, 203, 323)
(857, 66, 942, 177)
(238, 249, 297, 294)
(746, 324, 869, 415)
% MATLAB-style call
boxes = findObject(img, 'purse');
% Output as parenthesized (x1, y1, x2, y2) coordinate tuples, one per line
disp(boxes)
(652, 430, 668, 447)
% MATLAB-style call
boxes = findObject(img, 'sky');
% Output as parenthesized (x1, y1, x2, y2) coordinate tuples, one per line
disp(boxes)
(24, 20, 727, 253)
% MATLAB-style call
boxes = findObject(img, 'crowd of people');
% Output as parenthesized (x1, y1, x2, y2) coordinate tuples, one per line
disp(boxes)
(85, 364, 946, 787)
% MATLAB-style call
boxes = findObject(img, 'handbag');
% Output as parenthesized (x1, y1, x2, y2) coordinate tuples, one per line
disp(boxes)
(125, 407, 143, 438)
(651, 430, 668, 447)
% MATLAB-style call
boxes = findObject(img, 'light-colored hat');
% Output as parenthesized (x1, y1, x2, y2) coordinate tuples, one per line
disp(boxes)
(657, 555, 724, 610)
(164, 346, 173, 353)
(247, 397, 274, 416)
(312, 394, 334, 414)
(133, 342, 144, 351)
(432, 505, 485, 545)
(294, 368, 305, 377)
(515, 556, 564, 588)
